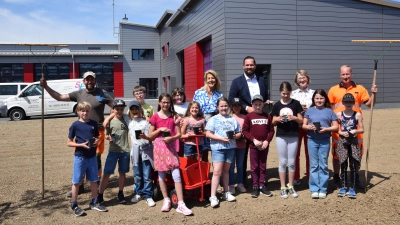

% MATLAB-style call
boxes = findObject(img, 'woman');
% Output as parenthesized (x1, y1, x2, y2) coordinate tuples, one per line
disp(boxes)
(193, 69, 223, 161)
(290, 70, 315, 185)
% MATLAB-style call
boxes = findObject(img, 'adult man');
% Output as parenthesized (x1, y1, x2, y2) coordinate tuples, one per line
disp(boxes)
(328, 65, 377, 189)
(40, 71, 113, 196)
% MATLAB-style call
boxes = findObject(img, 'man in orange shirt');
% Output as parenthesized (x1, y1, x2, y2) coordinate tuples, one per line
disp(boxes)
(328, 65, 378, 189)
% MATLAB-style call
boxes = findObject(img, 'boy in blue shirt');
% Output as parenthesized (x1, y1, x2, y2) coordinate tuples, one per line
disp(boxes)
(67, 101, 107, 216)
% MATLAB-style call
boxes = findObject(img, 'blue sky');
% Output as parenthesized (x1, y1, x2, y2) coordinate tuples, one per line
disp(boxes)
(0, 0, 184, 43)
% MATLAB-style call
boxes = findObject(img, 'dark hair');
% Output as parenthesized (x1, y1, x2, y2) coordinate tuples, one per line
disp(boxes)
(310, 89, 331, 108)
(243, 56, 256, 66)
(157, 93, 177, 115)
(279, 81, 293, 92)
(229, 102, 245, 116)
(184, 101, 204, 118)
(171, 87, 186, 104)
(216, 97, 230, 108)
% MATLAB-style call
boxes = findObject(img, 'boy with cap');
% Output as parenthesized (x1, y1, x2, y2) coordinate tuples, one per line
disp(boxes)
(98, 99, 131, 204)
(242, 95, 275, 198)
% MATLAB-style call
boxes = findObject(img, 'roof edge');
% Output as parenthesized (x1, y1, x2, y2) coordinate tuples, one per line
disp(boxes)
(359, 0, 400, 9)
(166, 0, 198, 27)
(119, 21, 156, 29)
(156, 10, 174, 29)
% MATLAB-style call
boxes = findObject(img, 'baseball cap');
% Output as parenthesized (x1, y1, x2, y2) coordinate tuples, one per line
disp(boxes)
(342, 93, 355, 103)
(129, 100, 141, 109)
(83, 71, 96, 79)
(230, 97, 242, 105)
(252, 94, 264, 103)
(113, 99, 126, 108)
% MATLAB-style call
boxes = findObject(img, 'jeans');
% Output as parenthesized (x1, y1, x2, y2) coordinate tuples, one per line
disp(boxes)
(229, 148, 246, 185)
(308, 138, 330, 193)
(133, 156, 154, 199)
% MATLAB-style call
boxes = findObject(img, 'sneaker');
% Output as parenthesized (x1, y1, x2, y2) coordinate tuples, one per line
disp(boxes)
(161, 199, 171, 212)
(209, 196, 219, 208)
(311, 192, 319, 199)
(318, 192, 327, 199)
(251, 186, 260, 198)
(176, 202, 193, 216)
(280, 188, 288, 199)
(333, 175, 341, 189)
(260, 186, 273, 197)
(131, 194, 142, 203)
(222, 191, 236, 202)
(228, 185, 236, 195)
(89, 202, 107, 212)
(97, 194, 104, 203)
(72, 206, 84, 216)
(338, 188, 347, 197)
(347, 188, 357, 199)
(288, 187, 298, 198)
(237, 183, 247, 193)
(146, 198, 156, 207)
(118, 192, 126, 204)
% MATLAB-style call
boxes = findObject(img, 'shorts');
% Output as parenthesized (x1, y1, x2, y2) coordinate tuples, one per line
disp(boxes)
(184, 144, 203, 156)
(103, 151, 130, 174)
(211, 148, 235, 163)
(72, 155, 98, 184)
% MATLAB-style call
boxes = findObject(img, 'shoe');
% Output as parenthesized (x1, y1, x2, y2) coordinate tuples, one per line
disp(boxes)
(228, 185, 236, 195)
(176, 202, 193, 216)
(355, 174, 364, 189)
(146, 198, 156, 207)
(260, 186, 272, 197)
(222, 191, 236, 202)
(118, 192, 126, 204)
(338, 188, 347, 197)
(280, 188, 288, 199)
(237, 183, 247, 193)
(318, 192, 327, 199)
(72, 206, 84, 216)
(251, 186, 260, 198)
(97, 194, 104, 203)
(161, 199, 171, 212)
(131, 194, 142, 203)
(333, 175, 341, 190)
(311, 192, 319, 199)
(288, 187, 298, 198)
(89, 202, 107, 212)
(209, 196, 219, 208)
(347, 188, 357, 199)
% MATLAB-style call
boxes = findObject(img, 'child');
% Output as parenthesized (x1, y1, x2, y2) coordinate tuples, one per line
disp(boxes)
(242, 95, 275, 198)
(205, 97, 241, 208)
(335, 93, 364, 198)
(67, 101, 107, 216)
(97, 99, 130, 204)
(148, 93, 193, 215)
(128, 86, 154, 120)
(181, 101, 206, 160)
(302, 89, 338, 199)
(271, 81, 303, 199)
(228, 98, 247, 195)
(172, 87, 188, 117)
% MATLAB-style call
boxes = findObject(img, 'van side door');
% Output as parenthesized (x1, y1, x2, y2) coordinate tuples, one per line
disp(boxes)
(19, 84, 43, 116)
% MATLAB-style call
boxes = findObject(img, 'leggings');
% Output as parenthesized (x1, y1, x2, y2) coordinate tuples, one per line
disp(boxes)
(276, 136, 298, 173)
(158, 168, 181, 183)
(340, 145, 357, 189)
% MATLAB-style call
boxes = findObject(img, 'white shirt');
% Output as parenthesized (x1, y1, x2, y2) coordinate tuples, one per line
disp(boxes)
(244, 73, 260, 101)
(291, 87, 315, 108)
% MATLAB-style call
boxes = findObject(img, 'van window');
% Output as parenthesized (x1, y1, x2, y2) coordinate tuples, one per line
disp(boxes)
(23, 84, 42, 96)
(0, 85, 18, 95)
(21, 85, 28, 90)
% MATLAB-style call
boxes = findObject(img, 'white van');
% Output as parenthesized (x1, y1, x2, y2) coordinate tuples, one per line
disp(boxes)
(0, 82, 30, 103)
(0, 79, 84, 120)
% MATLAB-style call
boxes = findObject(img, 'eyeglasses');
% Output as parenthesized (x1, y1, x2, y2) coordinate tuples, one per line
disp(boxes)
(134, 92, 144, 96)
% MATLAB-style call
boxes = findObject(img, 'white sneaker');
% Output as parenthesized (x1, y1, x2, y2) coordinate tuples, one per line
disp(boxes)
(228, 185, 236, 195)
(222, 191, 236, 202)
(237, 183, 247, 193)
(311, 192, 319, 199)
(146, 198, 156, 207)
(318, 192, 327, 199)
(131, 194, 142, 203)
(209, 196, 219, 208)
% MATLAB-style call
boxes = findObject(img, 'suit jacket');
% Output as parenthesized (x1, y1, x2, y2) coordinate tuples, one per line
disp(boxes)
(228, 74, 268, 110)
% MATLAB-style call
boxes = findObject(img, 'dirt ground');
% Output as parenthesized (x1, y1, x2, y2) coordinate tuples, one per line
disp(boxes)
(0, 108, 399, 224)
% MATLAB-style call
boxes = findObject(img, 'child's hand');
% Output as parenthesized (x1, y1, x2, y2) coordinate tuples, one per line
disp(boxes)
(339, 131, 349, 137)
(163, 137, 173, 143)
(81, 142, 90, 149)
(261, 140, 269, 149)
(94, 138, 99, 147)
(253, 139, 262, 147)
(308, 124, 316, 131)
(220, 137, 229, 144)
(105, 135, 112, 141)
(349, 129, 357, 135)
(319, 127, 328, 133)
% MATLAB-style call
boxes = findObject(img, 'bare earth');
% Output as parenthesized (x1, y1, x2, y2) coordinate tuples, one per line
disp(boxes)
(0, 109, 399, 225)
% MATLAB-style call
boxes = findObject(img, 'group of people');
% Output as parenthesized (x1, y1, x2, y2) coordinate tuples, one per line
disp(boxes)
(39, 55, 377, 217)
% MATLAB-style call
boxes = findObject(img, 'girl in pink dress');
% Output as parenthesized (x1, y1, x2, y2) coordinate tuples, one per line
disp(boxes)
(148, 93, 193, 216)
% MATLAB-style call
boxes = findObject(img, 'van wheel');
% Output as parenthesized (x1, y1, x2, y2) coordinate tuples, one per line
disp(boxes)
(10, 108, 26, 121)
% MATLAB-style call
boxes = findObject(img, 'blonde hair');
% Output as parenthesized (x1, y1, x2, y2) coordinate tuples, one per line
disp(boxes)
(76, 101, 91, 112)
(201, 69, 221, 91)
(294, 70, 310, 87)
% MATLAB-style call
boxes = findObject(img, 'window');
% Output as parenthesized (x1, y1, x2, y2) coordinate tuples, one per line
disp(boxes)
(34, 63, 69, 81)
(23, 84, 42, 97)
(80, 63, 114, 92)
(202, 39, 212, 72)
(0, 85, 17, 95)
(139, 78, 158, 98)
(0, 64, 24, 82)
(132, 49, 154, 60)
(162, 43, 169, 59)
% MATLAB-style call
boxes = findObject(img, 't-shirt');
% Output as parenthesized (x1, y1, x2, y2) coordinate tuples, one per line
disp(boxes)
(193, 89, 223, 115)
(69, 88, 112, 127)
(183, 117, 205, 145)
(233, 114, 247, 148)
(141, 103, 154, 119)
(271, 99, 303, 137)
(304, 107, 337, 140)
(124, 115, 151, 146)
(68, 119, 99, 158)
(242, 112, 274, 149)
(328, 81, 370, 113)
(205, 115, 240, 150)
(174, 103, 188, 117)
(105, 117, 130, 153)
(149, 113, 180, 138)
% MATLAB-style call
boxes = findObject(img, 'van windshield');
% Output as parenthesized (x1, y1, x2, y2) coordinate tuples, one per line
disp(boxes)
(23, 84, 42, 97)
